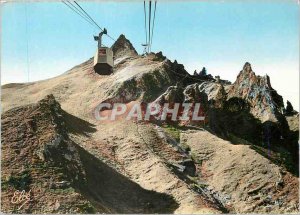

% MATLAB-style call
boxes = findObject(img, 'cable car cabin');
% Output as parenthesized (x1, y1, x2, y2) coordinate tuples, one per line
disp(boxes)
(93, 47, 113, 75)
(93, 28, 114, 75)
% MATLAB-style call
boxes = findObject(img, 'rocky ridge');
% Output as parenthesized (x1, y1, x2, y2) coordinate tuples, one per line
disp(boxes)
(227, 62, 284, 123)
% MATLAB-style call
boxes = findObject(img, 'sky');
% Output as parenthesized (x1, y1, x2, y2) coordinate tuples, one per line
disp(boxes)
(1, 0, 299, 110)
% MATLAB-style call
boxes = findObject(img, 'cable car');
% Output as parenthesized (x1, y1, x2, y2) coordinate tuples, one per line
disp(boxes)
(93, 28, 114, 75)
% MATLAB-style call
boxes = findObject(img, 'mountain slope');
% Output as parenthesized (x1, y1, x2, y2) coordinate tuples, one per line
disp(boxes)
(181, 129, 298, 213)
(1, 95, 179, 213)
(1, 34, 299, 214)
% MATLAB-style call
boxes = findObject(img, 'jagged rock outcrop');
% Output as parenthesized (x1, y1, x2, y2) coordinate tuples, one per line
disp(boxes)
(111, 34, 138, 59)
(150, 61, 298, 173)
(148, 84, 209, 124)
(285, 100, 294, 115)
(227, 62, 284, 123)
(284, 100, 298, 116)
(153, 86, 184, 104)
(198, 82, 227, 108)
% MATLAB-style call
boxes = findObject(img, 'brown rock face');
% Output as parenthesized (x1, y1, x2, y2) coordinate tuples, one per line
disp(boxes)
(1, 95, 92, 213)
(111, 34, 138, 59)
(227, 62, 284, 123)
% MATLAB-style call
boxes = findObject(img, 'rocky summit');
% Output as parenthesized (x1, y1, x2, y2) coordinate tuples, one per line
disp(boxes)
(1, 35, 299, 214)
(111, 34, 138, 59)
(227, 62, 284, 123)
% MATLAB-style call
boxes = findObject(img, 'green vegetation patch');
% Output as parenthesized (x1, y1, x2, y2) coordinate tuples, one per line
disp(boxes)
(162, 124, 181, 142)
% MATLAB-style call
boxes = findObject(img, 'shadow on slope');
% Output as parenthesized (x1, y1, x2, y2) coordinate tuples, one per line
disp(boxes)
(62, 110, 97, 137)
(60, 105, 179, 213)
(74, 143, 179, 214)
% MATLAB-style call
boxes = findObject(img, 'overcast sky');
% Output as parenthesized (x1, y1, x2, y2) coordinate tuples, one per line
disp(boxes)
(1, 0, 299, 110)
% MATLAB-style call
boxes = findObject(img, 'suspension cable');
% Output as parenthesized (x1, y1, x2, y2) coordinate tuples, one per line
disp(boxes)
(143, 1, 148, 47)
(62, 1, 96, 28)
(66, 1, 97, 27)
(73, 1, 103, 30)
(73, 1, 116, 41)
(148, 1, 152, 52)
(150, 1, 157, 52)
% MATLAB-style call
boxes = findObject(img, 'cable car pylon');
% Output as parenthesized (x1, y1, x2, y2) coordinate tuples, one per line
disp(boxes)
(142, 43, 149, 55)
(142, 0, 157, 54)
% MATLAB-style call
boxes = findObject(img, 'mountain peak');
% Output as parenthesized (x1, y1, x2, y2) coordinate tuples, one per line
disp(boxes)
(236, 62, 272, 89)
(228, 62, 284, 122)
(243, 62, 252, 72)
(111, 34, 138, 59)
